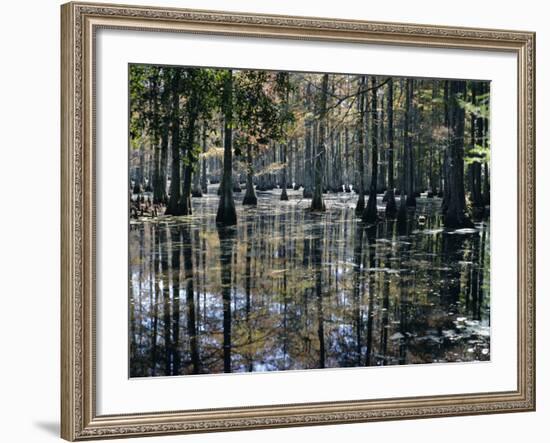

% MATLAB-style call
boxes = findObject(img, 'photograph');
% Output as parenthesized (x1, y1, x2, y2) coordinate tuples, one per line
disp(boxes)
(128, 65, 491, 377)
(56, 2, 536, 440)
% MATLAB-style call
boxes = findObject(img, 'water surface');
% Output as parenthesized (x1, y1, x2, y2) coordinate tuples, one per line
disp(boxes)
(129, 187, 490, 377)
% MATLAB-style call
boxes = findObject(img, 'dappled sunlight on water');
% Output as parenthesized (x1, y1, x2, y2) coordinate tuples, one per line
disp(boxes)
(129, 186, 490, 377)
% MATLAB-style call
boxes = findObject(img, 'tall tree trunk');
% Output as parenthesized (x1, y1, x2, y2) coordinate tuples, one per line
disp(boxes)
(216, 70, 238, 225)
(470, 82, 484, 212)
(280, 142, 289, 200)
(180, 70, 205, 214)
(180, 164, 193, 215)
(482, 80, 490, 205)
(134, 146, 144, 194)
(165, 70, 182, 215)
(385, 78, 397, 217)
(150, 74, 165, 204)
(429, 80, 438, 194)
(355, 76, 366, 214)
(363, 76, 379, 223)
(178, 95, 198, 215)
(243, 143, 258, 205)
(303, 100, 313, 198)
(377, 91, 386, 194)
(443, 80, 473, 228)
(442, 81, 451, 209)
(344, 127, 351, 192)
(288, 139, 294, 189)
(397, 81, 408, 228)
(158, 99, 169, 204)
(404, 78, 416, 207)
(311, 74, 329, 212)
(192, 125, 203, 198)
(483, 162, 490, 205)
(200, 123, 208, 194)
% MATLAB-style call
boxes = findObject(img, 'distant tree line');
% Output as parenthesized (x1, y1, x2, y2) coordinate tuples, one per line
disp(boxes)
(130, 65, 490, 228)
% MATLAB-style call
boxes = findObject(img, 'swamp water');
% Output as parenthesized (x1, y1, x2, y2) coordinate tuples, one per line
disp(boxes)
(129, 187, 490, 377)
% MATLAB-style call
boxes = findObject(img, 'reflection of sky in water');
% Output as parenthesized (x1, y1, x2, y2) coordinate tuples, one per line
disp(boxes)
(129, 187, 490, 377)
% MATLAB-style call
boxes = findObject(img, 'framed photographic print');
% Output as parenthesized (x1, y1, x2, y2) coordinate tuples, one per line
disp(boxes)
(61, 1, 536, 440)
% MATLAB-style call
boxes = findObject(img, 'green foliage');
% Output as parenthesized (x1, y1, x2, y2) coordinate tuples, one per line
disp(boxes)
(129, 65, 172, 150)
(129, 65, 150, 148)
(458, 91, 490, 119)
(232, 70, 296, 157)
(465, 143, 491, 165)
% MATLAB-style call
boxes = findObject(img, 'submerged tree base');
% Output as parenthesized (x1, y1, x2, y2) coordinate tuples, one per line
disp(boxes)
(242, 193, 258, 205)
(362, 194, 378, 223)
(355, 193, 365, 215)
(280, 188, 289, 201)
(406, 194, 417, 207)
(216, 183, 238, 226)
(443, 213, 475, 229)
(310, 195, 326, 212)
(385, 189, 398, 218)
(216, 206, 237, 226)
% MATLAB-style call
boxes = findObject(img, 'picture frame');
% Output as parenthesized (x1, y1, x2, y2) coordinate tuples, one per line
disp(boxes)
(61, 1, 536, 440)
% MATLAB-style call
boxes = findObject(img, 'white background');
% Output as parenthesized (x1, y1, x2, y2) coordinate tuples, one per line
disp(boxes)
(96, 29, 517, 415)
(0, 0, 546, 442)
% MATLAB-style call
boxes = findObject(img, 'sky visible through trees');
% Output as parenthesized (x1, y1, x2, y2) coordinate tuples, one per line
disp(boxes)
(129, 65, 491, 377)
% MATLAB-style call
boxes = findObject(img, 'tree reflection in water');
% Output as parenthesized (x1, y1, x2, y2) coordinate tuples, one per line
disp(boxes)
(129, 189, 490, 377)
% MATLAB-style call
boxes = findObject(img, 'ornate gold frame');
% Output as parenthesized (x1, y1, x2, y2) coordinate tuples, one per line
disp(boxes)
(61, 1, 536, 440)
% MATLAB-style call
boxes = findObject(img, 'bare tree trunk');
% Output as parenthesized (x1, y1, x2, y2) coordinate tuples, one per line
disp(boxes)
(200, 124, 208, 194)
(385, 78, 397, 217)
(404, 78, 416, 207)
(243, 144, 258, 205)
(429, 80, 438, 194)
(442, 80, 451, 209)
(482, 81, 491, 206)
(178, 88, 199, 215)
(470, 82, 484, 213)
(344, 127, 351, 192)
(311, 74, 329, 212)
(288, 139, 294, 189)
(165, 70, 182, 215)
(216, 70, 237, 226)
(397, 81, 408, 228)
(150, 73, 165, 204)
(191, 126, 203, 198)
(280, 142, 289, 201)
(180, 163, 192, 215)
(303, 105, 313, 198)
(355, 76, 366, 214)
(158, 108, 169, 204)
(363, 76, 379, 223)
(443, 80, 473, 228)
